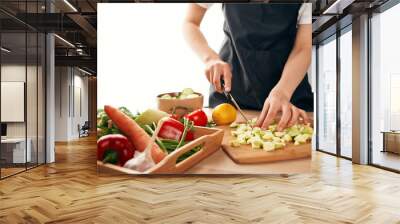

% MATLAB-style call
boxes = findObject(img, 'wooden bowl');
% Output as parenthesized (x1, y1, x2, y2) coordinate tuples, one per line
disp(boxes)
(156, 92, 203, 116)
(97, 126, 224, 174)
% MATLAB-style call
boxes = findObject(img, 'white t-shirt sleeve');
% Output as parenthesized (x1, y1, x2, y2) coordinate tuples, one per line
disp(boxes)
(197, 2, 312, 25)
(298, 3, 312, 25)
(196, 3, 214, 9)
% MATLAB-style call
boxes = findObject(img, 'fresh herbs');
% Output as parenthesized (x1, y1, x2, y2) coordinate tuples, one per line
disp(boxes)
(97, 107, 138, 138)
(206, 120, 217, 128)
(142, 124, 167, 153)
(177, 145, 202, 163)
(176, 118, 194, 149)
(142, 117, 201, 162)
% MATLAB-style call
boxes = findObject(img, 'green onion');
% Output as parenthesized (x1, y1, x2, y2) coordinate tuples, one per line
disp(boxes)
(143, 125, 167, 152)
(176, 118, 193, 149)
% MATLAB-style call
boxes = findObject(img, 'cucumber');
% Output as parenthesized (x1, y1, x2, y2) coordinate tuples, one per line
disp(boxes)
(181, 88, 194, 96)
(160, 94, 172, 99)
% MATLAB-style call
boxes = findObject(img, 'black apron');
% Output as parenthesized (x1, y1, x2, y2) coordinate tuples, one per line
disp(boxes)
(209, 3, 314, 112)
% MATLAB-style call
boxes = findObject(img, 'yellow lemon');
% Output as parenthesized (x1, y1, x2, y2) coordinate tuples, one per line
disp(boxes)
(212, 103, 237, 126)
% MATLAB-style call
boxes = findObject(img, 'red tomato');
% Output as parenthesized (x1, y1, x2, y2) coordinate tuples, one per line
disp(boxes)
(184, 109, 208, 126)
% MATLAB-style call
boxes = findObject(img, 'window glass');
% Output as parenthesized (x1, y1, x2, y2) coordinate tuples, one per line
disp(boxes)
(38, 32, 46, 165)
(0, 1, 46, 178)
(1, 31, 28, 177)
(371, 3, 400, 171)
(27, 31, 39, 169)
(317, 37, 337, 154)
(339, 29, 352, 158)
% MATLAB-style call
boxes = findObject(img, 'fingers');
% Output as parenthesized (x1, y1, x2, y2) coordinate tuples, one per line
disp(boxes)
(261, 104, 278, 129)
(204, 67, 212, 82)
(298, 109, 310, 124)
(287, 106, 299, 127)
(256, 96, 310, 129)
(256, 102, 269, 127)
(205, 60, 232, 93)
(212, 66, 222, 93)
(277, 105, 291, 131)
(222, 66, 232, 92)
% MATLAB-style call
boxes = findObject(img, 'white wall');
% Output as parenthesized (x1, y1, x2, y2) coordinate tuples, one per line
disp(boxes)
(1, 82, 24, 122)
(1, 65, 38, 138)
(55, 67, 69, 141)
(72, 73, 89, 138)
(54, 67, 89, 141)
(98, 3, 224, 111)
(1, 63, 46, 163)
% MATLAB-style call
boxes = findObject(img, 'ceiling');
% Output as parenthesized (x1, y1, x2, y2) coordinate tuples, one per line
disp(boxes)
(312, 0, 392, 43)
(0, 0, 98, 74)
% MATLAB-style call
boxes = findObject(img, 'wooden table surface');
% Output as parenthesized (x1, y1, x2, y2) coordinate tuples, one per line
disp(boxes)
(186, 110, 311, 174)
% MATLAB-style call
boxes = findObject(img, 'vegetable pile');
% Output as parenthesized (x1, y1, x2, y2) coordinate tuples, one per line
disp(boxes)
(159, 88, 200, 100)
(104, 105, 166, 164)
(229, 119, 313, 151)
(97, 105, 209, 171)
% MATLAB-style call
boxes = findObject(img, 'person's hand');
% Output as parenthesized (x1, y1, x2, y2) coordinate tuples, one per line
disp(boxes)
(205, 58, 232, 93)
(256, 89, 310, 131)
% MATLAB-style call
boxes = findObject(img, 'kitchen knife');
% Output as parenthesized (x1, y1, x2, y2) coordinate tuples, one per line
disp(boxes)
(220, 79, 250, 123)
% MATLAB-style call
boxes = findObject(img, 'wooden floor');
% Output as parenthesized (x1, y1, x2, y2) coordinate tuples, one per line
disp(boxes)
(1, 163, 44, 178)
(372, 150, 400, 171)
(1, 167, 26, 178)
(0, 136, 400, 224)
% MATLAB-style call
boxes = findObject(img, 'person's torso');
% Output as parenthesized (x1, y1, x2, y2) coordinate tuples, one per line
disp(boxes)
(208, 4, 314, 111)
(222, 3, 299, 52)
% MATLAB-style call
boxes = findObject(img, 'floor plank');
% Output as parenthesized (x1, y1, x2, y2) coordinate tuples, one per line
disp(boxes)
(0, 136, 399, 224)
(372, 150, 400, 171)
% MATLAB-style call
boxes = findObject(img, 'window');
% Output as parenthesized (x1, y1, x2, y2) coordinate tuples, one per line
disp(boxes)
(339, 28, 352, 158)
(1, 31, 28, 177)
(0, 1, 47, 179)
(370, 3, 400, 171)
(317, 36, 337, 154)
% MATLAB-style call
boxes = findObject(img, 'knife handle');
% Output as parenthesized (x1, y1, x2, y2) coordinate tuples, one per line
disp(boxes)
(220, 78, 232, 102)
(220, 78, 227, 92)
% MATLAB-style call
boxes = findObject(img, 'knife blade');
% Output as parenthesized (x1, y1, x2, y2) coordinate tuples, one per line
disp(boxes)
(220, 79, 250, 123)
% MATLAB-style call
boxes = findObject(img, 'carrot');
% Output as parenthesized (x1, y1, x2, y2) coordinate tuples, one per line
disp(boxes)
(104, 105, 166, 163)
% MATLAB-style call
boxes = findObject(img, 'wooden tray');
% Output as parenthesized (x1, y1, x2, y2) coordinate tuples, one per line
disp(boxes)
(220, 125, 312, 164)
(97, 126, 224, 174)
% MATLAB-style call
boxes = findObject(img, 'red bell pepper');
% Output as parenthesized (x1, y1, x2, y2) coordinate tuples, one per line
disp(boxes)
(97, 134, 135, 166)
(157, 118, 194, 141)
(170, 113, 180, 121)
(184, 109, 208, 126)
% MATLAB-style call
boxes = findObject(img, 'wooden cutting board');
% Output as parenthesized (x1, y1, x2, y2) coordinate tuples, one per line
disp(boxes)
(220, 125, 312, 164)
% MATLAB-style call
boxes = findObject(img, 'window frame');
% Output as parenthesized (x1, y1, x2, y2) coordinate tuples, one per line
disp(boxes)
(0, 1, 48, 180)
(367, 0, 400, 173)
(314, 0, 400, 173)
(315, 23, 353, 161)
